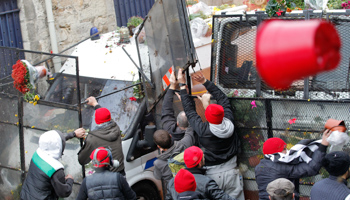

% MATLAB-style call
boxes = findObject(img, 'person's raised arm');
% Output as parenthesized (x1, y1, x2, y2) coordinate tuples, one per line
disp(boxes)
(161, 69, 177, 133)
(197, 93, 211, 110)
(288, 129, 331, 178)
(193, 71, 233, 121)
(86, 96, 101, 109)
(178, 69, 207, 136)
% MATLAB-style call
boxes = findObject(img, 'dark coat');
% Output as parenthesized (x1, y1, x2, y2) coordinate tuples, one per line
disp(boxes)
(153, 127, 195, 197)
(255, 144, 327, 200)
(311, 175, 350, 200)
(166, 168, 235, 200)
(162, 88, 186, 141)
(76, 167, 136, 200)
(178, 191, 208, 200)
(180, 80, 240, 166)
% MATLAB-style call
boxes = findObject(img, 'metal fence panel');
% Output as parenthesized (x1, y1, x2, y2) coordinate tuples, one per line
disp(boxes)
(211, 12, 350, 101)
(0, 168, 22, 199)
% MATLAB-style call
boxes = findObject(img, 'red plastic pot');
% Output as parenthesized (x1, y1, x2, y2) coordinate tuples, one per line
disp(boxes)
(255, 20, 341, 90)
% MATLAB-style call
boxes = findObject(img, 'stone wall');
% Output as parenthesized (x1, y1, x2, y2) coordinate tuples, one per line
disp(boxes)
(18, 0, 117, 66)
(17, 0, 117, 95)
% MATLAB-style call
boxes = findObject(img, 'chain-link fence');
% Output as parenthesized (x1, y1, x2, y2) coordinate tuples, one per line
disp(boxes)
(209, 10, 350, 199)
(211, 11, 350, 100)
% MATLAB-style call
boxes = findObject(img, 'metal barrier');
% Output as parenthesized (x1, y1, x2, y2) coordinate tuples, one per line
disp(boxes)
(211, 10, 350, 100)
(210, 10, 350, 199)
(0, 46, 83, 199)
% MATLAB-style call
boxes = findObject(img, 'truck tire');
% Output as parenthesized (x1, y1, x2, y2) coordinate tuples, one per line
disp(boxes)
(132, 182, 161, 200)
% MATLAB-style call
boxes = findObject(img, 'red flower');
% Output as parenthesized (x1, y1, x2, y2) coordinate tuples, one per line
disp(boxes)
(288, 118, 296, 124)
(129, 97, 137, 101)
(12, 60, 30, 94)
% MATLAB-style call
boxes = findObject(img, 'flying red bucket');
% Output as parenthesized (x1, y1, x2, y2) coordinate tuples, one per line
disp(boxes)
(255, 20, 341, 90)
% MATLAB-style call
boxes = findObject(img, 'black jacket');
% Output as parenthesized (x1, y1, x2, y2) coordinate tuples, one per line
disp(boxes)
(255, 144, 327, 200)
(180, 80, 240, 166)
(21, 160, 74, 200)
(76, 167, 136, 200)
(178, 191, 208, 200)
(161, 88, 186, 141)
(166, 168, 235, 200)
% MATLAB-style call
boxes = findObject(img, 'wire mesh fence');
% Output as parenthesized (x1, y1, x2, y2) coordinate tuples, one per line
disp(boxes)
(229, 97, 350, 199)
(211, 11, 350, 100)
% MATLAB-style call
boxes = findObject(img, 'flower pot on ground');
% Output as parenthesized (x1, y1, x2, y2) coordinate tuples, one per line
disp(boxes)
(127, 16, 143, 36)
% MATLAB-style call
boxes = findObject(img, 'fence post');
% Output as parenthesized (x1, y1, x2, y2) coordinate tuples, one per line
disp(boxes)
(265, 99, 273, 138)
(18, 96, 25, 183)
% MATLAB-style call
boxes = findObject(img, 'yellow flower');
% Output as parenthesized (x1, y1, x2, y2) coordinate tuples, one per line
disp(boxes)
(16, 122, 19, 126)
(33, 102, 37, 106)
(15, 114, 18, 117)
(207, 23, 212, 29)
(25, 151, 28, 154)
(29, 101, 33, 104)
(31, 126, 35, 128)
(287, 143, 294, 149)
(49, 77, 54, 80)
(231, 5, 236, 7)
(261, 8, 265, 11)
(35, 95, 40, 101)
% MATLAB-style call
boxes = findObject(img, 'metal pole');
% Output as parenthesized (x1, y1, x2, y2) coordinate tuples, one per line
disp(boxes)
(74, 57, 85, 178)
(79, 83, 142, 105)
(265, 99, 273, 138)
(33, 32, 101, 66)
(121, 46, 153, 87)
(18, 96, 26, 182)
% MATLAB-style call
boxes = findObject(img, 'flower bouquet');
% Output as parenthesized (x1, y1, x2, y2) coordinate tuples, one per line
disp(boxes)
(11, 60, 47, 104)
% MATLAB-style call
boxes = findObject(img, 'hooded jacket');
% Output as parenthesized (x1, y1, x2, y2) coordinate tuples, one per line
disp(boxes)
(21, 130, 74, 200)
(180, 80, 240, 166)
(153, 127, 195, 197)
(78, 119, 124, 172)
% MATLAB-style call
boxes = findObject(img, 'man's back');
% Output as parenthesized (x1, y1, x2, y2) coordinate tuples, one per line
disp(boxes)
(311, 176, 350, 200)
(78, 120, 124, 172)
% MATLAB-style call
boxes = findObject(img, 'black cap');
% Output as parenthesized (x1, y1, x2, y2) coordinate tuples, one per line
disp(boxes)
(323, 151, 350, 176)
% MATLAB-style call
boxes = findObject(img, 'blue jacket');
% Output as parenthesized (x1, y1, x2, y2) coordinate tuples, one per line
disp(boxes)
(255, 144, 327, 200)
(311, 175, 350, 200)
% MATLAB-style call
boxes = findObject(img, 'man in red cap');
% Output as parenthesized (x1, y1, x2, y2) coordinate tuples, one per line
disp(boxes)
(76, 147, 136, 200)
(173, 168, 205, 199)
(78, 96, 125, 175)
(166, 146, 234, 200)
(177, 69, 243, 199)
(255, 130, 331, 200)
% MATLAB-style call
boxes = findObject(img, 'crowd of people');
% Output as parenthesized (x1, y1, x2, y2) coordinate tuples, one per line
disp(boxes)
(19, 68, 350, 200)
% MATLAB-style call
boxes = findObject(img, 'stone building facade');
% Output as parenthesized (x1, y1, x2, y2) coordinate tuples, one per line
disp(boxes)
(17, 0, 117, 66)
